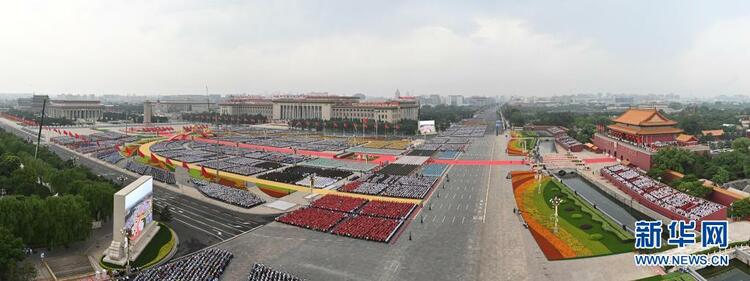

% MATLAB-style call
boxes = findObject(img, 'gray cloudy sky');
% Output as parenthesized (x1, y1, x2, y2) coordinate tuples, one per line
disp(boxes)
(1, 1, 748, 97)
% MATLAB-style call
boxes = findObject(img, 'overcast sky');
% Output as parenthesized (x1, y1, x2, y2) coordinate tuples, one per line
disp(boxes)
(1, 1, 748, 97)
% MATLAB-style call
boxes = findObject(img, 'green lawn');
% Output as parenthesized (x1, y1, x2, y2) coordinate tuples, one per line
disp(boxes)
(538, 180, 635, 256)
(511, 131, 538, 152)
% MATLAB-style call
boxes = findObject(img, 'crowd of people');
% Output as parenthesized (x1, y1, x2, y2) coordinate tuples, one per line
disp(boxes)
(440, 125, 486, 137)
(50, 130, 136, 154)
(337, 172, 438, 199)
(247, 263, 305, 281)
(125, 161, 176, 184)
(555, 134, 584, 152)
(132, 248, 233, 281)
(191, 179, 266, 208)
(380, 174, 438, 199)
(359, 200, 416, 220)
(295, 176, 337, 188)
(601, 164, 726, 220)
(277, 207, 348, 232)
(310, 195, 366, 213)
(95, 149, 124, 164)
(215, 134, 352, 152)
(277, 195, 415, 242)
(259, 166, 351, 185)
(332, 215, 401, 242)
(378, 164, 419, 176)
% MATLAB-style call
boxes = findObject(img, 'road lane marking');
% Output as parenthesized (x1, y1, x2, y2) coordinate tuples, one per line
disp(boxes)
(173, 217, 223, 240)
(482, 135, 497, 223)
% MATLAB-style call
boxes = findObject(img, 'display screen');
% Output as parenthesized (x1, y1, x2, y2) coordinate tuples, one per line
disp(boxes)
(418, 120, 437, 135)
(123, 177, 153, 242)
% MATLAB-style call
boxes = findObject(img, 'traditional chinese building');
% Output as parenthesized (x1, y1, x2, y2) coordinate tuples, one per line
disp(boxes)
(592, 108, 687, 170)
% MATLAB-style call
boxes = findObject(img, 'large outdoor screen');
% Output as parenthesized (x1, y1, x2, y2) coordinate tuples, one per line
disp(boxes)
(418, 120, 437, 135)
(123, 177, 153, 242)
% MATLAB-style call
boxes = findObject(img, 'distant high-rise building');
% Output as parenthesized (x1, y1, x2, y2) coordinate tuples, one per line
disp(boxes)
(448, 95, 464, 106)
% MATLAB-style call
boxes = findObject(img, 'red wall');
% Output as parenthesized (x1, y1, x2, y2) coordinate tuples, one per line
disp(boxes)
(592, 135, 652, 170)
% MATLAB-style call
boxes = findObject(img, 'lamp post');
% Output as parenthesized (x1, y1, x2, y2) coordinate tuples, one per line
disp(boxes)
(550, 196, 564, 234)
(536, 170, 542, 194)
(120, 228, 133, 274)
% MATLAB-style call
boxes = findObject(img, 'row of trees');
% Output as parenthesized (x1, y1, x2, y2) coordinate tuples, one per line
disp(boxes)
(0, 196, 91, 248)
(419, 105, 479, 131)
(648, 138, 750, 201)
(500, 105, 613, 143)
(0, 227, 35, 281)
(0, 128, 122, 280)
(287, 118, 418, 135)
(650, 138, 750, 186)
(181, 113, 268, 125)
(0, 129, 118, 245)
(667, 105, 744, 136)
(7, 109, 74, 126)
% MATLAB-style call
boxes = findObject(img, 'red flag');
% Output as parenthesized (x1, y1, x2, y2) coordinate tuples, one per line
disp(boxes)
(201, 166, 210, 177)
(182, 161, 189, 169)
(137, 149, 144, 157)
(166, 158, 173, 165)
(150, 153, 159, 163)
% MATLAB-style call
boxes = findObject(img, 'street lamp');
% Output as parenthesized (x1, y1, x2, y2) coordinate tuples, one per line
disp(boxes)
(120, 228, 133, 274)
(550, 196, 564, 233)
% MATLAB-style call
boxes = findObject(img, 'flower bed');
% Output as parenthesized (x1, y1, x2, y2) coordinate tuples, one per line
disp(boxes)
(511, 171, 635, 260)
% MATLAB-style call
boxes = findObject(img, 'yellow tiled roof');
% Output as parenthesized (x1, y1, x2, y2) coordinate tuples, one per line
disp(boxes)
(612, 108, 677, 126)
(701, 129, 724, 136)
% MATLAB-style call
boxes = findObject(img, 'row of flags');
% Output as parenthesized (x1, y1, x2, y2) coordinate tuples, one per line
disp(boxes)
(1, 113, 38, 126)
(50, 128, 82, 139)
(127, 126, 174, 133)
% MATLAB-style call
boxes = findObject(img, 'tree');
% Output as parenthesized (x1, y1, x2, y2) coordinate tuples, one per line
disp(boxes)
(731, 199, 750, 219)
(0, 226, 30, 281)
(732, 137, 750, 154)
(711, 167, 731, 185)
(0, 155, 22, 176)
(651, 147, 698, 174)
(675, 180, 712, 198)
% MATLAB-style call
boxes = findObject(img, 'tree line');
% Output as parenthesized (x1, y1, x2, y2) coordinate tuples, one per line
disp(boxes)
(7, 109, 75, 126)
(649, 139, 750, 218)
(419, 105, 479, 131)
(0, 128, 120, 280)
(500, 104, 613, 143)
